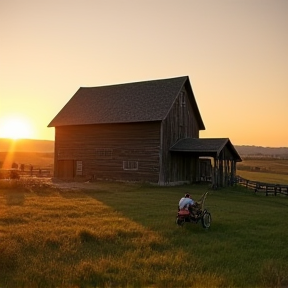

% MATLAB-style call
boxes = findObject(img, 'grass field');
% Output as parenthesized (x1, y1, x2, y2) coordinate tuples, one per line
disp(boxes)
(236, 170, 288, 185)
(237, 158, 288, 176)
(237, 158, 288, 185)
(1, 179, 288, 288)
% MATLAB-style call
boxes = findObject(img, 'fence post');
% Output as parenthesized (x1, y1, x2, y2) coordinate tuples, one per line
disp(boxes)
(254, 183, 259, 193)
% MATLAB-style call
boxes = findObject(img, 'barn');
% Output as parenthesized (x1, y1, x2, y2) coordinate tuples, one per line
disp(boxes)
(48, 76, 241, 186)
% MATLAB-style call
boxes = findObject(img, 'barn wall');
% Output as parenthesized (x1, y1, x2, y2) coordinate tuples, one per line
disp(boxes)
(54, 122, 161, 182)
(160, 87, 201, 184)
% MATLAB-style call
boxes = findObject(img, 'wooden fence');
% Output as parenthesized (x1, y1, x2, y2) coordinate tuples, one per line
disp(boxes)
(236, 176, 288, 196)
(0, 168, 52, 179)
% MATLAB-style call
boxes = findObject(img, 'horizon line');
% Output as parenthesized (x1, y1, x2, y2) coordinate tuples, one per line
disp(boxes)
(0, 137, 287, 149)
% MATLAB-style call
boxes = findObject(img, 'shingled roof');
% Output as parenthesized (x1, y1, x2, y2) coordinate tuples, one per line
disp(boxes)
(170, 138, 242, 161)
(48, 76, 205, 129)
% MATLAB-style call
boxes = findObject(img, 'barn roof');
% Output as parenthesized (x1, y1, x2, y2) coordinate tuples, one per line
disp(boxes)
(170, 138, 242, 161)
(48, 76, 205, 129)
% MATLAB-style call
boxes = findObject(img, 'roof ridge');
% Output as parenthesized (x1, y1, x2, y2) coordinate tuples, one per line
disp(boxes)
(79, 76, 188, 89)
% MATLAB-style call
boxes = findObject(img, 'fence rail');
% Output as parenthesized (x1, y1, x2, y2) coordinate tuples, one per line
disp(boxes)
(0, 168, 52, 179)
(236, 176, 288, 196)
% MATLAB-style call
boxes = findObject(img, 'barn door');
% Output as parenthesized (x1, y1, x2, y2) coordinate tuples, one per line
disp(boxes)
(57, 160, 74, 178)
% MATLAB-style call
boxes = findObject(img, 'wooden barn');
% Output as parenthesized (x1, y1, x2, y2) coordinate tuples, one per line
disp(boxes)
(48, 76, 241, 186)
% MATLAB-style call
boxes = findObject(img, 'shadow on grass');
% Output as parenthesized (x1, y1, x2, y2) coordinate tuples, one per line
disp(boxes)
(78, 183, 213, 234)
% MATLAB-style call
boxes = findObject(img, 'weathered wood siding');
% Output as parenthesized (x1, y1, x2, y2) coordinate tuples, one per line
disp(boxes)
(160, 87, 200, 184)
(54, 122, 161, 182)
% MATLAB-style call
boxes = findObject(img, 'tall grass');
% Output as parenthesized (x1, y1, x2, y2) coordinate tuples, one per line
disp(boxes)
(237, 170, 288, 185)
(0, 179, 288, 287)
(237, 158, 288, 185)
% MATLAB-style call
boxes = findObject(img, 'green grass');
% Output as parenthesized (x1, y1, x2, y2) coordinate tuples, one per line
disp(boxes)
(238, 158, 288, 174)
(237, 158, 288, 185)
(237, 170, 288, 185)
(1, 179, 288, 288)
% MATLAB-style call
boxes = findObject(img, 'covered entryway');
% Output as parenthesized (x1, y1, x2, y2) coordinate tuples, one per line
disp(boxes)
(170, 138, 242, 188)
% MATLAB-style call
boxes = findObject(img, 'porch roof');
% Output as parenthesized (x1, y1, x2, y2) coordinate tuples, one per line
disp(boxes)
(170, 138, 242, 162)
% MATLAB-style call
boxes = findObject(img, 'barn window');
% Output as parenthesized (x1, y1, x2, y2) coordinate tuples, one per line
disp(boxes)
(123, 161, 138, 170)
(96, 149, 112, 159)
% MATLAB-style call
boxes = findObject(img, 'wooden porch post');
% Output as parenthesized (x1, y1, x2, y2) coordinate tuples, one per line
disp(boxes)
(216, 158, 220, 188)
(231, 160, 236, 185)
(212, 157, 218, 189)
(228, 160, 233, 186)
(224, 159, 228, 187)
(219, 158, 223, 187)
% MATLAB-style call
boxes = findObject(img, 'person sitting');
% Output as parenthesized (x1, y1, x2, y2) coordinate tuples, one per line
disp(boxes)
(178, 193, 195, 211)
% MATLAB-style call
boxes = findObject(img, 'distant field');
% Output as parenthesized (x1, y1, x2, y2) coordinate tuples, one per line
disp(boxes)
(236, 170, 288, 185)
(0, 152, 54, 170)
(0, 180, 287, 288)
(237, 158, 288, 185)
(237, 158, 288, 174)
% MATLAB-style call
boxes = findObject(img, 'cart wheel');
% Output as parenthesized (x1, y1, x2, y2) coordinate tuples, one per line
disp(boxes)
(176, 217, 185, 226)
(201, 211, 211, 229)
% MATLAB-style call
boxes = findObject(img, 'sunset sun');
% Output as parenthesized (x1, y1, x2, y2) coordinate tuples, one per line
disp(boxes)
(0, 116, 34, 140)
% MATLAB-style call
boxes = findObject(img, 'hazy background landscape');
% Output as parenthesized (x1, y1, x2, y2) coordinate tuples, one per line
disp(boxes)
(1, 138, 287, 156)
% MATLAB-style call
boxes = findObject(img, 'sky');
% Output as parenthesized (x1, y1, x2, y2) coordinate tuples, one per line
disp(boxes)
(1, 0, 287, 147)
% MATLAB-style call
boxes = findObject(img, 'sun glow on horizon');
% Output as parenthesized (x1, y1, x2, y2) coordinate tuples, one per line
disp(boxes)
(0, 115, 35, 140)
